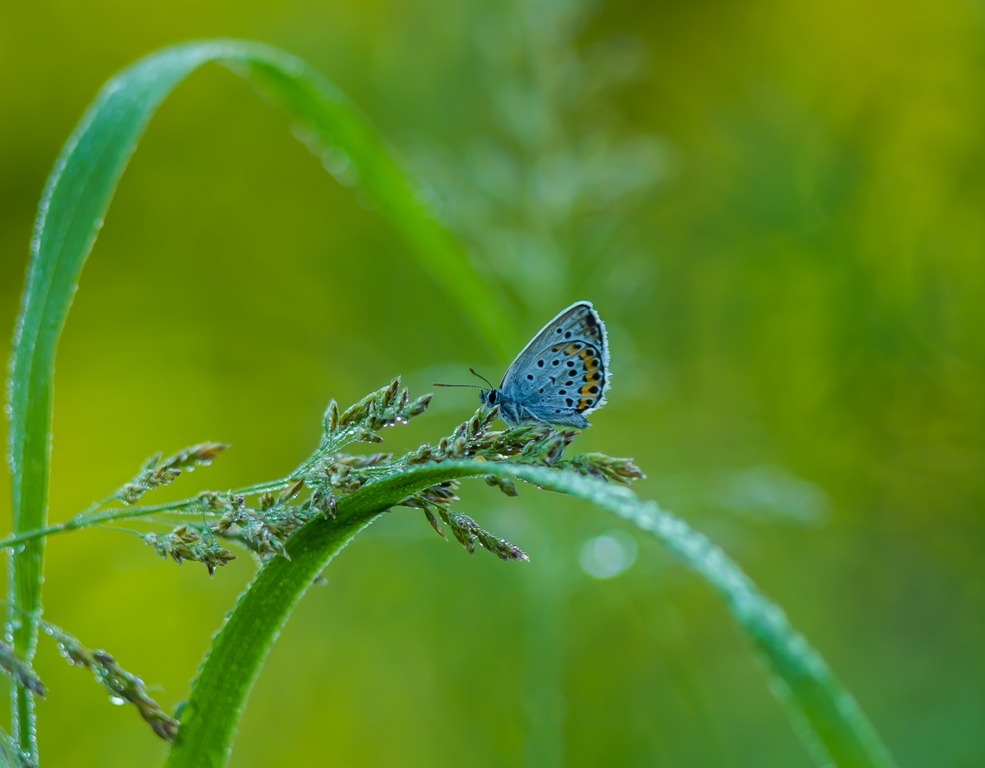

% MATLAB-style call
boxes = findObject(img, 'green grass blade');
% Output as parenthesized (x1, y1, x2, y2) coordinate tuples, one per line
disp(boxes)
(499, 465, 900, 768)
(167, 461, 897, 768)
(5, 39, 510, 760)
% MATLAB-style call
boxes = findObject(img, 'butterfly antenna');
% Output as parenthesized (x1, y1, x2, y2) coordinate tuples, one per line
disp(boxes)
(469, 368, 495, 388)
(433, 367, 496, 390)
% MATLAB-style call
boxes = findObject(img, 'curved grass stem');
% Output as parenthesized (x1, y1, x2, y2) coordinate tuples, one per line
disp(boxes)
(165, 461, 898, 768)
(0, 479, 299, 553)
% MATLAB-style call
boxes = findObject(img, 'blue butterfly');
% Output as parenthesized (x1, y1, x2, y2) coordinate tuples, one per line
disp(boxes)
(440, 301, 610, 428)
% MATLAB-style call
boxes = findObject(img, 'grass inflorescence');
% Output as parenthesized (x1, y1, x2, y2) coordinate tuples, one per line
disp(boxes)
(45, 378, 642, 578)
(0, 642, 46, 700)
(0, 612, 179, 752)
(118, 443, 229, 505)
(40, 622, 178, 742)
(142, 525, 238, 575)
(0, 378, 643, 748)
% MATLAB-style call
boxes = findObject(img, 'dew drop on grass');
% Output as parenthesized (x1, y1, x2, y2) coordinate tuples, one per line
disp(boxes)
(579, 530, 637, 579)
(109, 696, 125, 706)
(321, 147, 349, 175)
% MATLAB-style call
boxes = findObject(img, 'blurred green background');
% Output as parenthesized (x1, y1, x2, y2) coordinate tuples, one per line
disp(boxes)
(1, 0, 983, 765)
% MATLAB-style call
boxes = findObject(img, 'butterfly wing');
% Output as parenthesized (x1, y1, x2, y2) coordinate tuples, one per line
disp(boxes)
(500, 301, 609, 427)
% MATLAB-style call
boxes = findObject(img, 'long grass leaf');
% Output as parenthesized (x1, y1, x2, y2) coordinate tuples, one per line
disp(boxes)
(5, 39, 510, 760)
(167, 461, 897, 768)
(500, 465, 899, 768)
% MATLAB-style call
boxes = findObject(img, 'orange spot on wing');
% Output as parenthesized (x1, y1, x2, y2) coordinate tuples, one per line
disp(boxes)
(579, 347, 602, 379)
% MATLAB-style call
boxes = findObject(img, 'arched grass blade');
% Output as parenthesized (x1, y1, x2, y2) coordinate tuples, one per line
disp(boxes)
(167, 461, 897, 768)
(5, 39, 510, 761)
(499, 465, 899, 768)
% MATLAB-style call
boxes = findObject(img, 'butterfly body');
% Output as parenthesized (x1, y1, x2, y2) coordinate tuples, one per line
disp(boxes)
(481, 301, 610, 428)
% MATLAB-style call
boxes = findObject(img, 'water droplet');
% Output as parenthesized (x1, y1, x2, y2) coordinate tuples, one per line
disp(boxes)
(290, 122, 319, 149)
(284, 55, 304, 77)
(109, 695, 125, 706)
(579, 530, 637, 579)
(320, 147, 349, 175)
